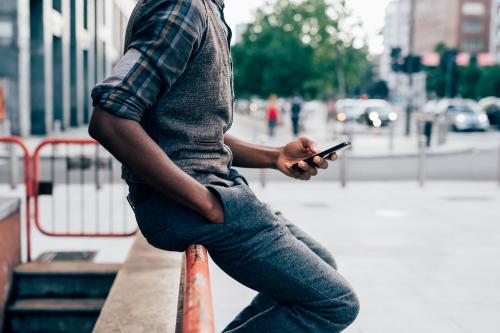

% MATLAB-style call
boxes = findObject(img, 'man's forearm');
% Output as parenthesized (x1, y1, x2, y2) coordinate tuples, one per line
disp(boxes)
(224, 134, 281, 169)
(89, 107, 218, 219)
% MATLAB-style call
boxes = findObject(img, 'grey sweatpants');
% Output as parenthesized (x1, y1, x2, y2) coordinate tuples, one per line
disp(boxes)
(132, 171, 359, 332)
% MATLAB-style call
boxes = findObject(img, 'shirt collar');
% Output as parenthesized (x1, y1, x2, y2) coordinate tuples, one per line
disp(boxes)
(212, 0, 225, 10)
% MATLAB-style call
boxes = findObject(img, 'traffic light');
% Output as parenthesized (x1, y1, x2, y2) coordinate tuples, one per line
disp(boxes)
(402, 55, 422, 74)
(390, 47, 403, 72)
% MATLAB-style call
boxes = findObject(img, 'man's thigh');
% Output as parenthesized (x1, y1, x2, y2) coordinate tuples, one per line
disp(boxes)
(198, 184, 351, 303)
(272, 209, 338, 269)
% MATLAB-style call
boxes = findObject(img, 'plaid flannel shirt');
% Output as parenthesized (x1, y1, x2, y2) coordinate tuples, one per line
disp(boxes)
(91, 0, 229, 122)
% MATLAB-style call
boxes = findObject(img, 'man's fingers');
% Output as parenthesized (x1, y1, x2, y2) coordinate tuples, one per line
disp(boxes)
(329, 153, 338, 161)
(298, 161, 318, 176)
(313, 156, 329, 169)
(298, 136, 318, 154)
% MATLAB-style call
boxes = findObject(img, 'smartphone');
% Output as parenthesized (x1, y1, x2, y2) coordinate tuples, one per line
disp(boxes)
(291, 141, 351, 172)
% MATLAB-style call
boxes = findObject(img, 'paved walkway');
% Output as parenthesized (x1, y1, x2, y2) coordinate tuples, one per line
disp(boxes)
(210, 181, 500, 333)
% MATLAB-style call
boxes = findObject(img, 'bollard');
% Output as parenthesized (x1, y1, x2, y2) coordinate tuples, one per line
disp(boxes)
(389, 121, 395, 153)
(340, 134, 351, 188)
(418, 134, 426, 187)
(258, 137, 267, 188)
(497, 139, 500, 187)
(340, 148, 348, 188)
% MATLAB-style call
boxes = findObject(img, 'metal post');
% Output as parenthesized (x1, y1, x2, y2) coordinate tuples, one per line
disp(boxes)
(340, 132, 352, 188)
(258, 137, 267, 188)
(405, 0, 416, 136)
(418, 133, 426, 187)
(497, 138, 500, 187)
(340, 148, 348, 188)
(389, 121, 395, 153)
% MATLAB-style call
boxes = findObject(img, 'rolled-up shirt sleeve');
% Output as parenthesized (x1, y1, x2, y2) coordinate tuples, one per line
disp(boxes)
(91, 0, 206, 122)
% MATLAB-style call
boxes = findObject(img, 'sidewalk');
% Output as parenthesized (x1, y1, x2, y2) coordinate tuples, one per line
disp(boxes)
(211, 181, 500, 333)
(229, 112, 500, 158)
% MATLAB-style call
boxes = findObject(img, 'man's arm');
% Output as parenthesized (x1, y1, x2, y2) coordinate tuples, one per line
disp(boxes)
(89, 107, 224, 224)
(224, 134, 281, 169)
(224, 134, 336, 181)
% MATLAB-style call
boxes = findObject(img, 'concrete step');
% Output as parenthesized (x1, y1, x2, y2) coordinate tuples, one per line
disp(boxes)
(6, 298, 104, 333)
(13, 262, 120, 298)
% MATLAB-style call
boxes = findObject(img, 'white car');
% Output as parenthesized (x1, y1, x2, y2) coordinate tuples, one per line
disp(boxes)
(335, 99, 364, 122)
(359, 100, 398, 128)
(431, 99, 489, 131)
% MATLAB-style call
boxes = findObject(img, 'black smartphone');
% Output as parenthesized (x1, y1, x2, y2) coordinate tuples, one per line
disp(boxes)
(291, 141, 351, 172)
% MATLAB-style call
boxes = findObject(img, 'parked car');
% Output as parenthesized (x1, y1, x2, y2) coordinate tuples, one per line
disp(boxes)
(335, 99, 364, 122)
(430, 99, 490, 132)
(479, 97, 500, 128)
(359, 100, 398, 127)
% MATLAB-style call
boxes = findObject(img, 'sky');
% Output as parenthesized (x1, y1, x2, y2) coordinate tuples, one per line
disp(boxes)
(224, 0, 393, 54)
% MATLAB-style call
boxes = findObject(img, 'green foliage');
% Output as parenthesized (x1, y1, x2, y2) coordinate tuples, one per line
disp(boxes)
(368, 80, 389, 99)
(426, 42, 500, 99)
(477, 66, 500, 98)
(458, 55, 481, 99)
(425, 43, 459, 98)
(232, 0, 370, 98)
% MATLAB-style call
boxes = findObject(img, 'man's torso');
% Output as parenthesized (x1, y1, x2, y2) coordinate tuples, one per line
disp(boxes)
(123, 0, 234, 185)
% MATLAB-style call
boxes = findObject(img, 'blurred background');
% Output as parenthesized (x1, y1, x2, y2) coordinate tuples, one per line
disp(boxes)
(0, 0, 499, 332)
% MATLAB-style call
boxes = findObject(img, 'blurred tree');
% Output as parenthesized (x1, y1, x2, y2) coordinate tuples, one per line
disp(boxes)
(367, 80, 389, 99)
(232, 0, 369, 98)
(425, 43, 459, 98)
(458, 55, 481, 99)
(477, 66, 500, 98)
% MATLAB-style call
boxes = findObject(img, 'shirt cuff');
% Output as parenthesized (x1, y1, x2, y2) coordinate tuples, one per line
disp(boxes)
(91, 86, 146, 122)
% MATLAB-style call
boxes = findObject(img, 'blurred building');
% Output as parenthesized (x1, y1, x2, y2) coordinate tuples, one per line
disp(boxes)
(380, 0, 494, 105)
(0, 0, 135, 137)
(380, 0, 426, 107)
(414, 0, 491, 54)
(491, 0, 500, 62)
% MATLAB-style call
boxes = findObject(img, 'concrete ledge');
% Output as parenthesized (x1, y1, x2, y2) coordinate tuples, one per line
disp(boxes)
(0, 197, 21, 330)
(93, 234, 183, 333)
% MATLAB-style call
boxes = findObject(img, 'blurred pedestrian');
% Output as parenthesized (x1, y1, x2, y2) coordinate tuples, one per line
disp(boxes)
(267, 94, 279, 137)
(291, 94, 303, 136)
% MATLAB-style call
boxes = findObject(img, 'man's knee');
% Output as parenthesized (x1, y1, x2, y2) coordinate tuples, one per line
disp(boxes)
(334, 290, 360, 326)
(319, 287, 360, 328)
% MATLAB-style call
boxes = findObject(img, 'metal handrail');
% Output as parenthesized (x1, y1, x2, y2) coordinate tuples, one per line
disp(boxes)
(182, 244, 215, 333)
(31, 138, 138, 237)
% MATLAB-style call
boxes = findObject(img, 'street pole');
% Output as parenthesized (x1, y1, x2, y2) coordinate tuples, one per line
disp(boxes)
(497, 137, 500, 187)
(418, 133, 426, 187)
(389, 121, 395, 152)
(405, 0, 416, 136)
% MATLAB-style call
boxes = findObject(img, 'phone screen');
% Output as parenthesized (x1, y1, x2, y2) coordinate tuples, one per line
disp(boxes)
(291, 141, 351, 172)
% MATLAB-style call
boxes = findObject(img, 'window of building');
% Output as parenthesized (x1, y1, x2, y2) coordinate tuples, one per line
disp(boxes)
(53, 0, 62, 13)
(462, 2, 485, 16)
(83, 0, 88, 30)
(461, 38, 484, 52)
(462, 20, 483, 33)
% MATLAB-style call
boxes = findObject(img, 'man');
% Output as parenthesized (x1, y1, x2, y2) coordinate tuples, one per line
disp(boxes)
(291, 94, 303, 136)
(89, 0, 359, 332)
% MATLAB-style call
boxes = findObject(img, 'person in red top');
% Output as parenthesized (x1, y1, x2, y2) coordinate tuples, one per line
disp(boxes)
(267, 94, 278, 137)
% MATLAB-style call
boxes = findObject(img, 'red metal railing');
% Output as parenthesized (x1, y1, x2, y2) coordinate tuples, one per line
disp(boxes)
(0, 137, 32, 260)
(1, 137, 215, 332)
(182, 244, 215, 333)
(32, 138, 138, 238)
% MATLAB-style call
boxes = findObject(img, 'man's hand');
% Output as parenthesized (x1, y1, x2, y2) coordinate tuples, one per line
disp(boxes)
(275, 137, 337, 180)
(203, 191, 225, 224)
